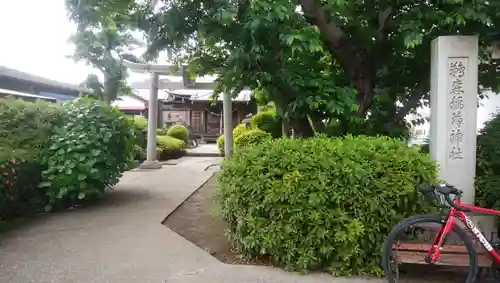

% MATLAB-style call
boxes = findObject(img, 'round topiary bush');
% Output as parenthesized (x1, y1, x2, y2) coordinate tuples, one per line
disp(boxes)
(250, 110, 282, 138)
(217, 135, 437, 275)
(234, 129, 272, 148)
(40, 98, 135, 210)
(476, 111, 500, 209)
(167, 125, 189, 142)
(132, 116, 147, 130)
(156, 135, 186, 160)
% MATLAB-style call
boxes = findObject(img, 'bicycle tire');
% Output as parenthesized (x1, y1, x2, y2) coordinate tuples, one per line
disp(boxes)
(381, 214, 478, 283)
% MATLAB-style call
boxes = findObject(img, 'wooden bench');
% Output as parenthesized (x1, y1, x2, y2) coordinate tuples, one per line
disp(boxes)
(392, 242, 491, 267)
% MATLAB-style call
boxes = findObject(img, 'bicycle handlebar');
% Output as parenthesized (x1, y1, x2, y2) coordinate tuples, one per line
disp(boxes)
(417, 183, 466, 211)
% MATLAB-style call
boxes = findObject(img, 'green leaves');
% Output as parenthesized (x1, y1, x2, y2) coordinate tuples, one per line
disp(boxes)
(475, 111, 500, 210)
(40, 98, 135, 208)
(67, 0, 141, 102)
(217, 136, 437, 275)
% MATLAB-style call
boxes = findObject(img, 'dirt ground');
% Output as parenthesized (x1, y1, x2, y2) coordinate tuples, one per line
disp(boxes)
(163, 174, 263, 265)
(163, 175, 493, 282)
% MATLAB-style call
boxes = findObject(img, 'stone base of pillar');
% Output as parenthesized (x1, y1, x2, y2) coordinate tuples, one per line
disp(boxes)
(139, 160, 162, 169)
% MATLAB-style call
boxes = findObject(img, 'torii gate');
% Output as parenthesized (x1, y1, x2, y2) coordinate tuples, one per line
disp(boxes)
(123, 60, 234, 169)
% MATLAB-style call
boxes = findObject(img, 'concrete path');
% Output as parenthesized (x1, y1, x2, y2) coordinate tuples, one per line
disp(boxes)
(186, 144, 219, 157)
(0, 157, 378, 283)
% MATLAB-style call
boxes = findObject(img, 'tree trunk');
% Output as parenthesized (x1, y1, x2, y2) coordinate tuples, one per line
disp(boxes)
(291, 117, 315, 138)
(299, 0, 391, 117)
(102, 71, 112, 103)
(309, 115, 326, 133)
(282, 119, 290, 137)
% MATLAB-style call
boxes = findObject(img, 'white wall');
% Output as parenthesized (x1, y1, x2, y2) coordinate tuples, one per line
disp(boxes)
(111, 95, 145, 109)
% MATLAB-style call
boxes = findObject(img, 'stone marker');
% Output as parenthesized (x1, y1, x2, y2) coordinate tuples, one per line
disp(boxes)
(430, 36, 497, 240)
(430, 35, 479, 205)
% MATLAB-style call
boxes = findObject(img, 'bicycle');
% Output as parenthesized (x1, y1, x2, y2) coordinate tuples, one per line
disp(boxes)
(381, 183, 500, 283)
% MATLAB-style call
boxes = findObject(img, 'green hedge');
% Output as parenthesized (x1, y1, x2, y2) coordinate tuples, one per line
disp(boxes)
(217, 135, 225, 156)
(217, 135, 436, 275)
(129, 116, 147, 151)
(251, 110, 282, 138)
(233, 124, 249, 138)
(167, 125, 189, 142)
(217, 124, 252, 155)
(0, 97, 137, 219)
(156, 135, 186, 160)
(0, 157, 44, 220)
(0, 98, 62, 220)
(156, 128, 168, 136)
(234, 129, 272, 148)
(132, 116, 148, 130)
(476, 111, 500, 209)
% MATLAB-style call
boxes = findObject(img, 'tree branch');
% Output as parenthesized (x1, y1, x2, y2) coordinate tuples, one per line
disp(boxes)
(376, 7, 393, 42)
(298, 0, 359, 69)
(385, 80, 429, 130)
(299, 0, 375, 116)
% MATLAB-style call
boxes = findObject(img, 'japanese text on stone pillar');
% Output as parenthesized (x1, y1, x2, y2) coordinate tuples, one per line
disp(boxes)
(448, 58, 466, 160)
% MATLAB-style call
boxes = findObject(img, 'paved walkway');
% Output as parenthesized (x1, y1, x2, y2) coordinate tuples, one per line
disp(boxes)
(0, 157, 379, 283)
(186, 144, 219, 157)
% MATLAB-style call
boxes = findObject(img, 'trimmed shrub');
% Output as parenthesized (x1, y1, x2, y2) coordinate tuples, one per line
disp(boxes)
(234, 129, 272, 148)
(217, 135, 225, 155)
(476, 111, 500, 209)
(0, 98, 61, 220)
(40, 98, 135, 210)
(233, 123, 250, 138)
(132, 115, 148, 130)
(0, 97, 62, 158)
(156, 128, 168, 136)
(156, 135, 186, 160)
(167, 125, 189, 142)
(133, 144, 146, 161)
(0, 154, 44, 221)
(251, 110, 282, 138)
(129, 116, 147, 149)
(217, 135, 437, 275)
(217, 124, 252, 155)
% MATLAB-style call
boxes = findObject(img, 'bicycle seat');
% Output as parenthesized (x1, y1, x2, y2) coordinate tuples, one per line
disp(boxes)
(432, 183, 461, 195)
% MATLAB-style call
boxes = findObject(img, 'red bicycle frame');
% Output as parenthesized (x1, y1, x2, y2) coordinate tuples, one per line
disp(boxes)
(427, 200, 500, 264)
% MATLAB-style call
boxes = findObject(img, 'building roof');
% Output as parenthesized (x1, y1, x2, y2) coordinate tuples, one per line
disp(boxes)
(133, 88, 251, 102)
(0, 65, 87, 94)
(0, 88, 57, 102)
(112, 95, 147, 111)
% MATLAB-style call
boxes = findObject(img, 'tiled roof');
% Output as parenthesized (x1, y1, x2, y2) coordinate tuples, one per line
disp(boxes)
(0, 66, 88, 94)
(133, 88, 251, 102)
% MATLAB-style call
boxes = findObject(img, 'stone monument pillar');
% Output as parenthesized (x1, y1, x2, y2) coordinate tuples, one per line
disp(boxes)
(430, 35, 478, 205)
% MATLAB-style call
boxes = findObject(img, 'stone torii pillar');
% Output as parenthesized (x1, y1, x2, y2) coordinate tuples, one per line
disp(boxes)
(141, 72, 162, 169)
(123, 60, 235, 165)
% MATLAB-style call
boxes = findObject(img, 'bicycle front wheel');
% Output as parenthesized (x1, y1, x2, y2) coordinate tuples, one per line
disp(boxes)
(381, 214, 477, 283)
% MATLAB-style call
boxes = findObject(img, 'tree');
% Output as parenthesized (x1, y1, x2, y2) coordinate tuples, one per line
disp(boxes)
(66, 0, 143, 102)
(79, 73, 134, 101)
(136, 0, 500, 136)
(69, 0, 500, 136)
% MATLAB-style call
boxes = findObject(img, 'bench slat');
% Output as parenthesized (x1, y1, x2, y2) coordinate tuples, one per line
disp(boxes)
(392, 243, 488, 254)
(393, 250, 492, 267)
